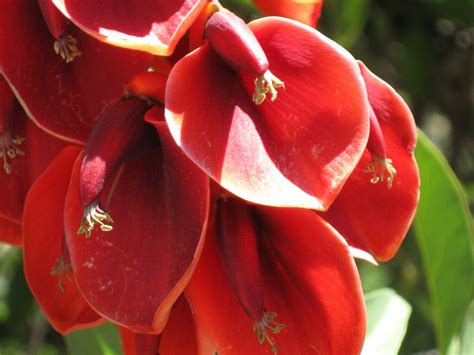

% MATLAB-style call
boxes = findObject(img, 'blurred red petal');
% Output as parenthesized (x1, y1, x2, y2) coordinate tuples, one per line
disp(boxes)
(186, 207, 366, 354)
(65, 124, 209, 333)
(0, 0, 152, 144)
(0, 99, 66, 239)
(166, 17, 368, 209)
(0, 219, 22, 246)
(23, 146, 102, 334)
(253, 0, 323, 27)
(52, 0, 207, 56)
(322, 62, 419, 261)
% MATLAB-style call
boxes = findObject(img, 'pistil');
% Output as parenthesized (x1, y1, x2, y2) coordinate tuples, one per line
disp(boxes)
(51, 257, 73, 292)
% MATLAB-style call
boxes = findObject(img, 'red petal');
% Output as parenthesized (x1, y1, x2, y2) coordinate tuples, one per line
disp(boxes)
(0, 0, 153, 144)
(323, 64, 419, 261)
(0, 218, 22, 246)
(23, 146, 102, 334)
(120, 296, 197, 355)
(65, 124, 209, 333)
(253, 0, 323, 27)
(186, 206, 366, 354)
(166, 18, 368, 210)
(0, 100, 66, 234)
(52, 0, 207, 56)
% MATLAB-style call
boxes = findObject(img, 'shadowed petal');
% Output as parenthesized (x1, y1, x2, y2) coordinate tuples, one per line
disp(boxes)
(23, 146, 102, 334)
(65, 123, 209, 333)
(0, 0, 152, 144)
(186, 206, 366, 354)
(322, 63, 419, 261)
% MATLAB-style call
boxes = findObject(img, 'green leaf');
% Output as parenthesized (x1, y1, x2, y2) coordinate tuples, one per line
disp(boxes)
(65, 323, 123, 355)
(362, 288, 412, 355)
(413, 130, 474, 354)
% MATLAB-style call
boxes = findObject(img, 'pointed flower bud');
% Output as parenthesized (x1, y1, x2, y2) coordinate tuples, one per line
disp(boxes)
(216, 198, 284, 354)
(205, 10, 284, 105)
(78, 97, 150, 237)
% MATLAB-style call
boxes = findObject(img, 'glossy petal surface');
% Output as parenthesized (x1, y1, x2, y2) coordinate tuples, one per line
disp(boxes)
(65, 124, 209, 333)
(52, 0, 207, 55)
(186, 207, 366, 354)
(166, 17, 369, 210)
(23, 146, 102, 334)
(0, 0, 152, 144)
(253, 0, 323, 27)
(323, 64, 419, 261)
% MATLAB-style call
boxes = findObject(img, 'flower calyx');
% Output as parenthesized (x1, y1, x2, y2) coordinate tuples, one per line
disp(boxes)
(205, 10, 284, 105)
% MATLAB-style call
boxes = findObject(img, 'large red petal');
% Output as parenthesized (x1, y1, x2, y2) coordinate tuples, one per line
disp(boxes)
(23, 146, 102, 334)
(64, 124, 209, 333)
(253, 0, 323, 27)
(166, 18, 368, 210)
(0, 99, 66, 240)
(0, 0, 153, 144)
(186, 206, 366, 354)
(52, 0, 206, 56)
(323, 64, 419, 261)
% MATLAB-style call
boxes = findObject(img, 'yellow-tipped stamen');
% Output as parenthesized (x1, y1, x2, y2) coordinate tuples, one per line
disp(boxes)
(253, 70, 285, 105)
(51, 257, 72, 292)
(364, 155, 397, 189)
(253, 311, 285, 354)
(54, 35, 81, 63)
(77, 201, 113, 238)
(0, 134, 25, 174)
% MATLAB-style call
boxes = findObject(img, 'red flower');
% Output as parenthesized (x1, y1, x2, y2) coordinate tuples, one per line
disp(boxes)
(165, 10, 370, 210)
(253, 0, 323, 27)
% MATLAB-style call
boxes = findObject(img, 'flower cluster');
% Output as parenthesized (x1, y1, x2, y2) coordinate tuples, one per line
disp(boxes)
(0, 1, 419, 354)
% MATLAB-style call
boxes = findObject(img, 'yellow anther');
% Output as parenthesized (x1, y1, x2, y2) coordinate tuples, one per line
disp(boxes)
(253, 311, 285, 354)
(0, 133, 25, 174)
(364, 155, 397, 189)
(51, 257, 73, 292)
(253, 70, 285, 105)
(77, 201, 114, 238)
(54, 35, 81, 63)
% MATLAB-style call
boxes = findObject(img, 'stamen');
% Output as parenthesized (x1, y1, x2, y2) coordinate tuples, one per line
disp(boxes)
(77, 201, 113, 238)
(54, 35, 81, 63)
(253, 70, 285, 105)
(253, 311, 285, 354)
(364, 155, 397, 189)
(0, 133, 25, 174)
(51, 257, 73, 292)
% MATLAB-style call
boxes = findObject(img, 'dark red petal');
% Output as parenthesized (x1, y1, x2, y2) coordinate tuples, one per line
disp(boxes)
(52, 0, 207, 56)
(186, 207, 366, 354)
(358, 61, 417, 153)
(322, 65, 419, 261)
(0, 100, 66, 232)
(120, 296, 197, 355)
(23, 146, 102, 334)
(65, 124, 209, 333)
(166, 18, 368, 209)
(38, 0, 68, 38)
(253, 0, 323, 27)
(0, 218, 22, 246)
(0, 0, 152, 144)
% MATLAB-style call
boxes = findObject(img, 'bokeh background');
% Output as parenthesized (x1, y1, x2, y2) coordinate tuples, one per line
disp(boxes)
(0, 0, 472, 354)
